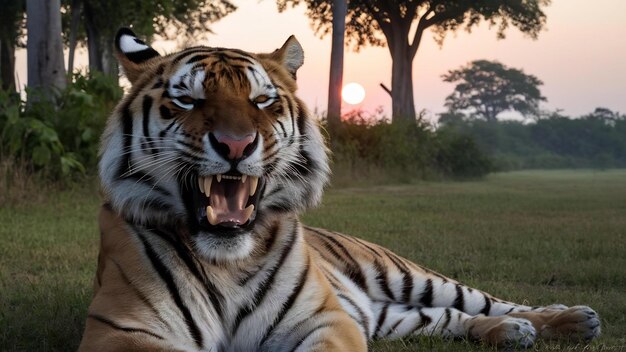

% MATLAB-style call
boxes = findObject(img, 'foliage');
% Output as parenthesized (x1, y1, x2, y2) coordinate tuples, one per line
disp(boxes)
(278, 0, 549, 49)
(442, 60, 546, 122)
(328, 110, 493, 183)
(439, 108, 626, 169)
(73, 0, 236, 41)
(0, 73, 121, 179)
(278, 0, 550, 122)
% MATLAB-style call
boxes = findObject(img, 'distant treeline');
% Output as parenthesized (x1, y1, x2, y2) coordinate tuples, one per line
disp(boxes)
(327, 111, 494, 185)
(439, 108, 626, 170)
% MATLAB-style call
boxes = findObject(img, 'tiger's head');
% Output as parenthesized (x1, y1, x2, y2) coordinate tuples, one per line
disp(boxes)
(99, 28, 329, 261)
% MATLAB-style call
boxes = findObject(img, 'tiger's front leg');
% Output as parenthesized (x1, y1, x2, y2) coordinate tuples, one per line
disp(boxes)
(305, 227, 601, 347)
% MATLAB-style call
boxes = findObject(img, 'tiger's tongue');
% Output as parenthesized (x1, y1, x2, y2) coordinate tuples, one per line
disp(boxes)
(208, 180, 251, 225)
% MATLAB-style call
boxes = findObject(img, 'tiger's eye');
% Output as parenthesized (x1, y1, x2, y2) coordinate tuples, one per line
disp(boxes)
(177, 96, 196, 105)
(254, 95, 270, 104)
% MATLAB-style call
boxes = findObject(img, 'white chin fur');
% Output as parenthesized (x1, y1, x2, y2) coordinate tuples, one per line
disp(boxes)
(192, 231, 255, 261)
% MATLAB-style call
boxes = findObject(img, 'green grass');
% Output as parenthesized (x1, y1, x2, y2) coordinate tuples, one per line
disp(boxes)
(1, 170, 625, 351)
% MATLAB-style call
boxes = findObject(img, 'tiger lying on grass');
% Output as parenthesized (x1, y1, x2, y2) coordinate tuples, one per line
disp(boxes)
(79, 28, 601, 351)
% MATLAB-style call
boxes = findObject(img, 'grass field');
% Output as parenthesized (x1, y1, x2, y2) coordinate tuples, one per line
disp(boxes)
(1, 170, 625, 351)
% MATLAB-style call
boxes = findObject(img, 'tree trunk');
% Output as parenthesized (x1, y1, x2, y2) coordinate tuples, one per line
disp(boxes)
(101, 37, 118, 78)
(326, 0, 347, 129)
(0, 39, 16, 91)
(67, 0, 82, 76)
(26, 0, 66, 98)
(83, 2, 103, 73)
(390, 42, 416, 122)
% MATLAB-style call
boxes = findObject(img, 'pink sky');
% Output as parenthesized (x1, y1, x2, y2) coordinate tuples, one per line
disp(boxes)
(15, 0, 626, 120)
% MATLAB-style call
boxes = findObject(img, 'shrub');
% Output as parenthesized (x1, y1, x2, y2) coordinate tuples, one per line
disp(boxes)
(326, 111, 493, 184)
(0, 73, 121, 180)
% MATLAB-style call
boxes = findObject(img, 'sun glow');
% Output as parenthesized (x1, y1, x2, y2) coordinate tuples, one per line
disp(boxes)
(342, 83, 366, 105)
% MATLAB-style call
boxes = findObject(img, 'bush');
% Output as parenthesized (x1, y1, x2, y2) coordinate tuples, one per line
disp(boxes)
(434, 128, 493, 178)
(0, 73, 121, 180)
(326, 111, 493, 185)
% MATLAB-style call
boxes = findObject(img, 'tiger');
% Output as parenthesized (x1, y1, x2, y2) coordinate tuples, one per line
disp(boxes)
(79, 27, 601, 351)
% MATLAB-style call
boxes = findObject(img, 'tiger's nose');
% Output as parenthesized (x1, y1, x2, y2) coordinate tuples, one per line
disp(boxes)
(210, 132, 258, 160)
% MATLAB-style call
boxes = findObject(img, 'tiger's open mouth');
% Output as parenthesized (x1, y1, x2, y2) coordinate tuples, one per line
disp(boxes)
(193, 172, 264, 233)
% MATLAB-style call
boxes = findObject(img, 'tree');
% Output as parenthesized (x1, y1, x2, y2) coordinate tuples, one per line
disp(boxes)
(278, 0, 549, 123)
(27, 0, 66, 98)
(326, 0, 347, 128)
(442, 60, 546, 122)
(69, 0, 236, 76)
(0, 0, 25, 91)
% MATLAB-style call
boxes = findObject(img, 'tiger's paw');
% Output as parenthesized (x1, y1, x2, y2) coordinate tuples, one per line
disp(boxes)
(539, 305, 601, 342)
(469, 316, 537, 348)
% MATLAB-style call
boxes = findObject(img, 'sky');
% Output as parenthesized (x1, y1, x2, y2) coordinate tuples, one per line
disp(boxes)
(14, 0, 626, 120)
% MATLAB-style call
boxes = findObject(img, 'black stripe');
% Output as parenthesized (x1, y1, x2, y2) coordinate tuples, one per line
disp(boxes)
(387, 316, 405, 337)
(142, 95, 154, 141)
(267, 202, 294, 212)
(504, 307, 516, 314)
(262, 148, 279, 162)
(285, 97, 296, 132)
(374, 302, 390, 337)
(151, 229, 224, 319)
(152, 79, 164, 89)
(215, 51, 255, 64)
(136, 231, 203, 349)
(312, 233, 345, 265)
(125, 48, 160, 64)
(442, 308, 452, 329)
(155, 64, 165, 76)
(453, 284, 465, 312)
(408, 310, 432, 335)
(373, 259, 396, 301)
(247, 67, 261, 86)
(113, 76, 157, 179)
(385, 251, 414, 303)
(109, 258, 170, 329)
(187, 54, 209, 64)
(173, 48, 213, 64)
(337, 293, 370, 338)
(119, 198, 171, 219)
(289, 322, 332, 352)
(309, 229, 369, 293)
(333, 232, 385, 259)
(260, 260, 310, 346)
(231, 225, 298, 335)
(88, 314, 164, 340)
(276, 120, 288, 138)
(117, 105, 134, 179)
(419, 279, 433, 307)
(290, 148, 312, 177)
(263, 184, 284, 199)
(160, 120, 177, 138)
(295, 101, 307, 135)
(159, 105, 174, 120)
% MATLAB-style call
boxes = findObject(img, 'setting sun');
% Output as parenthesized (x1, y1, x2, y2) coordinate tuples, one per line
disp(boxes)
(342, 82, 366, 105)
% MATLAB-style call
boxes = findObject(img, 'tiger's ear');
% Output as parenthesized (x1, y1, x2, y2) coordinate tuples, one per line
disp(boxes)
(114, 28, 161, 84)
(269, 35, 304, 79)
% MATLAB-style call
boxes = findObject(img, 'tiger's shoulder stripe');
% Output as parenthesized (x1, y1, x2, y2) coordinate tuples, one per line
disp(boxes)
(134, 228, 204, 349)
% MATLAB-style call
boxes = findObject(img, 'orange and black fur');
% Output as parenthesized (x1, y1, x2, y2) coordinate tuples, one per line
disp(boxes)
(80, 28, 600, 351)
